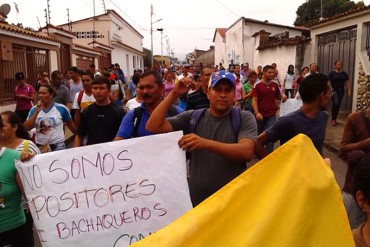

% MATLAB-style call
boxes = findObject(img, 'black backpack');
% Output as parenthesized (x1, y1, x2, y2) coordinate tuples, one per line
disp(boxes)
(185, 107, 241, 139)
(132, 105, 179, 137)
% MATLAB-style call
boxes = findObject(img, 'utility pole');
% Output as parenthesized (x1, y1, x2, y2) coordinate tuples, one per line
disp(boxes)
(150, 4, 153, 68)
(46, 0, 51, 24)
(44, 8, 48, 34)
(150, 4, 162, 68)
(67, 8, 71, 31)
(102, 0, 107, 13)
(157, 28, 164, 66)
(320, 0, 324, 20)
(93, 0, 96, 46)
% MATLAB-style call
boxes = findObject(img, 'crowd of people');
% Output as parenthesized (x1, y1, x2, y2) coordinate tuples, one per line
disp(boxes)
(0, 59, 369, 246)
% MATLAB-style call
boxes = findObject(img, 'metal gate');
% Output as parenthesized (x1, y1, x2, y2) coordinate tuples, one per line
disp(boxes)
(0, 45, 49, 104)
(317, 26, 357, 112)
(76, 55, 94, 72)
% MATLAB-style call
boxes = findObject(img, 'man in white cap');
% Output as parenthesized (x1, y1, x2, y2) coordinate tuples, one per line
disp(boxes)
(146, 70, 257, 206)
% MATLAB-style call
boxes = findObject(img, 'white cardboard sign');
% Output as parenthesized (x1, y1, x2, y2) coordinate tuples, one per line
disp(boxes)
(279, 98, 303, 117)
(16, 131, 192, 247)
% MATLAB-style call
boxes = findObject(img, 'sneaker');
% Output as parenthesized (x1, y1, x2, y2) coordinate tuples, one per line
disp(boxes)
(331, 120, 337, 126)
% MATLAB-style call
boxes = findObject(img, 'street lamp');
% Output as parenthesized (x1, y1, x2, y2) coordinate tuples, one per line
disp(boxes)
(157, 28, 164, 66)
(150, 5, 162, 68)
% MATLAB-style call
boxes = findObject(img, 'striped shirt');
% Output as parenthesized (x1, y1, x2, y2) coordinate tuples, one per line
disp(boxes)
(186, 88, 210, 110)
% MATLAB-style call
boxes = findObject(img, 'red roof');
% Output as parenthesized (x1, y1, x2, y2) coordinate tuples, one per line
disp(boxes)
(0, 21, 58, 42)
(212, 28, 226, 42)
(257, 36, 311, 50)
(306, 5, 370, 27)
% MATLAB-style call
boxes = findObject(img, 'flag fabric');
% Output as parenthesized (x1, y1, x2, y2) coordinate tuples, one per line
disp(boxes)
(131, 134, 354, 247)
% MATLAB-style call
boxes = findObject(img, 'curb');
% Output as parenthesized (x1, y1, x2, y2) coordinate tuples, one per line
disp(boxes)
(323, 142, 340, 156)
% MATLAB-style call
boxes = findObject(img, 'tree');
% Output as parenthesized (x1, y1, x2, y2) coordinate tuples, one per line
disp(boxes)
(294, 0, 365, 26)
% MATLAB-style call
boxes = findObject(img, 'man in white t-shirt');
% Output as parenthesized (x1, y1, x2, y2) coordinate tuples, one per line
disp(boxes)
(72, 72, 96, 127)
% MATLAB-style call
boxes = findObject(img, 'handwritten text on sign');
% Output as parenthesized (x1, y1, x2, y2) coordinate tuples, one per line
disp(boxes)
(16, 131, 192, 247)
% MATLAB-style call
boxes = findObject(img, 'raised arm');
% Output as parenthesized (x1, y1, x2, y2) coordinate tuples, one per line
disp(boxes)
(146, 77, 193, 133)
(23, 101, 41, 131)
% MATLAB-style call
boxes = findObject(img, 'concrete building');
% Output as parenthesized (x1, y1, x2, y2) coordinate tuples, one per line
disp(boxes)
(213, 28, 226, 67)
(223, 17, 308, 71)
(58, 9, 145, 79)
(307, 5, 370, 113)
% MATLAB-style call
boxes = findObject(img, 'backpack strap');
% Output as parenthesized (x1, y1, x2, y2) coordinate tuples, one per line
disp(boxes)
(168, 105, 179, 117)
(77, 90, 84, 108)
(186, 108, 207, 135)
(229, 106, 241, 140)
(132, 107, 144, 138)
(360, 111, 370, 135)
(186, 107, 241, 140)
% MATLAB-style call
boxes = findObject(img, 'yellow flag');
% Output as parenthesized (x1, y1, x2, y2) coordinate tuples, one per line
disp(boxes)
(132, 134, 354, 247)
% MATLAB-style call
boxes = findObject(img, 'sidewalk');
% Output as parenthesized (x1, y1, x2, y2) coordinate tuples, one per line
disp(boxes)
(323, 111, 349, 155)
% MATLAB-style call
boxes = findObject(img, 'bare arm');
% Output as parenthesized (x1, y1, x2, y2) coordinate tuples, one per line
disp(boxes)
(23, 101, 42, 131)
(341, 138, 370, 154)
(73, 134, 83, 147)
(74, 110, 81, 128)
(179, 134, 255, 162)
(65, 102, 71, 111)
(252, 97, 263, 121)
(146, 77, 193, 133)
(242, 89, 252, 102)
(346, 80, 351, 96)
(255, 132, 269, 159)
(65, 119, 77, 134)
(282, 79, 286, 91)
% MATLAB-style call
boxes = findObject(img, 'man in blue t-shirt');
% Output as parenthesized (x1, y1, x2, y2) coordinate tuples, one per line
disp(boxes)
(255, 73, 332, 159)
(114, 70, 182, 139)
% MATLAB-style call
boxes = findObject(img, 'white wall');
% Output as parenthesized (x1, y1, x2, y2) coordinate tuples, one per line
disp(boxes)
(111, 46, 143, 79)
(225, 18, 304, 70)
(225, 20, 244, 66)
(71, 54, 77, 66)
(255, 45, 297, 84)
(0, 104, 16, 113)
(247, 23, 303, 70)
(49, 50, 58, 72)
(214, 32, 226, 66)
(109, 15, 143, 51)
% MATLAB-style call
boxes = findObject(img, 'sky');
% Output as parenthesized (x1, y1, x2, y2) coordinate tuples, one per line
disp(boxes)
(3, 0, 369, 60)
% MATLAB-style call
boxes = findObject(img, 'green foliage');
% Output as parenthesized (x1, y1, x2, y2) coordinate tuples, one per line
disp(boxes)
(143, 47, 152, 68)
(294, 0, 365, 26)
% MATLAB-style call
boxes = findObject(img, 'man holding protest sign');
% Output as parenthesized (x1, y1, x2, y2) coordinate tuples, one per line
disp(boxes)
(146, 70, 257, 206)
(74, 76, 124, 146)
(255, 73, 331, 159)
(114, 70, 183, 139)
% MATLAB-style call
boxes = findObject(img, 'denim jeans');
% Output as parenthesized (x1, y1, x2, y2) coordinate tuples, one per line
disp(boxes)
(331, 89, 345, 121)
(257, 115, 276, 153)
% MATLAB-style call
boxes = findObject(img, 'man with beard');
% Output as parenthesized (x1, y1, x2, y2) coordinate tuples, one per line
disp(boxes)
(255, 73, 331, 159)
(114, 70, 183, 139)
